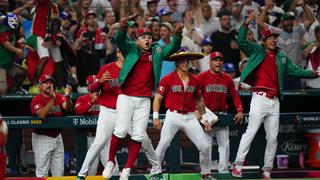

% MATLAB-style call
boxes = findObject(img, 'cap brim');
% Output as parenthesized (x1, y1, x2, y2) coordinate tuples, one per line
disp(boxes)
(166, 52, 204, 61)
(263, 33, 279, 40)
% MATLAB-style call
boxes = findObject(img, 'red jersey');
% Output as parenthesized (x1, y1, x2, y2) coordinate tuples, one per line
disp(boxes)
(252, 51, 278, 97)
(89, 62, 121, 109)
(157, 71, 201, 113)
(74, 94, 100, 116)
(120, 51, 154, 97)
(30, 93, 65, 137)
(197, 71, 243, 113)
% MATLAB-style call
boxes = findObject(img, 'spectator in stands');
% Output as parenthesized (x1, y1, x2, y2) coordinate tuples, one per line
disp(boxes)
(304, 6, 319, 42)
(210, 9, 240, 74)
(159, 22, 175, 78)
(157, 0, 189, 16)
(166, 0, 183, 23)
(223, 63, 237, 79)
(150, 18, 161, 42)
(194, 2, 220, 38)
(146, 0, 158, 18)
(303, 26, 320, 89)
(75, 75, 116, 176)
(0, 115, 8, 179)
(75, 11, 107, 93)
(60, 11, 76, 46)
(258, 0, 315, 89)
(29, 0, 60, 93)
(101, 10, 116, 32)
(30, 74, 73, 177)
(198, 38, 214, 72)
(157, 7, 173, 23)
(127, 20, 138, 40)
(0, 13, 27, 95)
(240, 0, 261, 40)
(71, 0, 92, 25)
(182, 9, 204, 51)
(231, 13, 320, 179)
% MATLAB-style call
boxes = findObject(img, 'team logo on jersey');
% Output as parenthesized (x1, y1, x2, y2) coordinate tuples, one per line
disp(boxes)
(156, 47, 162, 53)
(159, 86, 164, 92)
(34, 104, 40, 110)
(205, 84, 227, 93)
(172, 85, 182, 92)
(185, 85, 195, 93)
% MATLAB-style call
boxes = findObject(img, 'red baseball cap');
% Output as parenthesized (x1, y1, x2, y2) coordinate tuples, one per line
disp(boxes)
(86, 75, 98, 85)
(261, 29, 279, 40)
(136, 28, 152, 38)
(210, 52, 224, 60)
(39, 74, 54, 84)
(85, 10, 97, 20)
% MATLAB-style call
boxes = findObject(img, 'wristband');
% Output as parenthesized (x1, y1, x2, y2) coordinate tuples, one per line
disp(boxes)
(153, 112, 159, 119)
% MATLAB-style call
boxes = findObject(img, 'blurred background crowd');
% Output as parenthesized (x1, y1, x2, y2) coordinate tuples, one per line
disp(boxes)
(0, 0, 319, 96)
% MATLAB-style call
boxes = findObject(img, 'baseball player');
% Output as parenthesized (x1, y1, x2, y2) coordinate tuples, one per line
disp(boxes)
(77, 51, 162, 180)
(102, 16, 183, 180)
(151, 50, 215, 180)
(232, 13, 320, 179)
(197, 52, 244, 173)
(30, 74, 73, 177)
(0, 115, 8, 179)
(75, 75, 114, 177)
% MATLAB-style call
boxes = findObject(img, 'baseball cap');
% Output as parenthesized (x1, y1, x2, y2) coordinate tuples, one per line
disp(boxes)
(157, 7, 173, 17)
(128, 20, 138, 27)
(39, 74, 54, 84)
(223, 63, 236, 73)
(201, 38, 213, 46)
(261, 29, 279, 40)
(136, 27, 152, 38)
(281, 12, 295, 20)
(210, 51, 224, 60)
(160, 22, 173, 32)
(60, 11, 71, 20)
(86, 75, 98, 85)
(85, 10, 97, 20)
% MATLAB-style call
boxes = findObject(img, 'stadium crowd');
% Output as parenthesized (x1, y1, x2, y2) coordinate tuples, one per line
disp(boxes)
(1, 0, 320, 179)
(0, 0, 319, 95)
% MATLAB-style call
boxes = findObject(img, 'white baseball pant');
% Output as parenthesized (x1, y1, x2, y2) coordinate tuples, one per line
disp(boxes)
(234, 93, 279, 170)
(36, 36, 49, 59)
(201, 126, 230, 173)
(78, 105, 161, 176)
(78, 106, 118, 177)
(151, 110, 210, 175)
(114, 94, 151, 141)
(32, 133, 64, 177)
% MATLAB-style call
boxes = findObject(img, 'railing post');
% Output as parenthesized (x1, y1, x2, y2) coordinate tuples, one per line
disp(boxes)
(75, 128, 87, 173)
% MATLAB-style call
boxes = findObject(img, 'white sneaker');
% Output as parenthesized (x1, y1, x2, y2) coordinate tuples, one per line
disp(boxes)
(119, 168, 130, 180)
(102, 161, 115, 179)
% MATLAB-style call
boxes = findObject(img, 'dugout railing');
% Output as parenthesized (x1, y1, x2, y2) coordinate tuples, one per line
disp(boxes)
(1, 90, 320, 174)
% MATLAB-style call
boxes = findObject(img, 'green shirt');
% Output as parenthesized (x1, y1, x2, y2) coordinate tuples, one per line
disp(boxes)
(115, 29, 182, 90)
